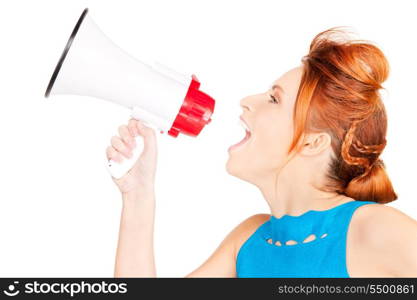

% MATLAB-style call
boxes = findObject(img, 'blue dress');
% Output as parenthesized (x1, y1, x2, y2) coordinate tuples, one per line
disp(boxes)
(236, 200, 379, 277)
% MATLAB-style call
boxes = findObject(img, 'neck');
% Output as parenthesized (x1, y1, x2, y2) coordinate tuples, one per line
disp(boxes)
(255, 165, 350, 218)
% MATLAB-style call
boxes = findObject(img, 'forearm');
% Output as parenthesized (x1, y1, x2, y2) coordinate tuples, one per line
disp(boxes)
(114, 188, 156, 277)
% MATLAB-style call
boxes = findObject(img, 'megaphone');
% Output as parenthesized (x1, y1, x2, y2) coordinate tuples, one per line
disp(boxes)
(45, 8, 215, 179)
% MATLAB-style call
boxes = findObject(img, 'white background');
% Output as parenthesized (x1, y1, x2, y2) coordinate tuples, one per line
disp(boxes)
(0, 0, 416, 277)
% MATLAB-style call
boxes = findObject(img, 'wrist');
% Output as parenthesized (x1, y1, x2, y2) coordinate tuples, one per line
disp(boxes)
(122, 187, 155, 203)
(120, 188, 155, 226)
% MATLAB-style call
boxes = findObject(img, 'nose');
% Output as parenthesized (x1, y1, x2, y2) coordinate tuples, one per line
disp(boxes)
(239, 96, 252, 112)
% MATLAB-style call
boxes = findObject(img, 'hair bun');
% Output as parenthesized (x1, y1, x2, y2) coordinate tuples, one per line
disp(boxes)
(308, 27, 389, 90)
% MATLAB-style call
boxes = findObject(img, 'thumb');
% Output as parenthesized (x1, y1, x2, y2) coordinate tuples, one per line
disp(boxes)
(136, 120, 157, 155)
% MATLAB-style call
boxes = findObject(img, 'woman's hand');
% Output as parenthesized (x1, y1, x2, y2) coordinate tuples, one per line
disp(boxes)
(106, 118, 157, 195)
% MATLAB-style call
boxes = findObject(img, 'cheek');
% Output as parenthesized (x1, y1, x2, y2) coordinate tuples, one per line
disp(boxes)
(249, 119, 293, 167)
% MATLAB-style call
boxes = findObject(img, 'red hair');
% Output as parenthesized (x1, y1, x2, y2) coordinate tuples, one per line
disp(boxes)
(288, 27, 397, 203)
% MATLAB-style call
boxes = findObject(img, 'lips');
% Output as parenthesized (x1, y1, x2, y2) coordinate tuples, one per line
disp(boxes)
(239, 116, 251, 132)
(228, 116, 252, 152)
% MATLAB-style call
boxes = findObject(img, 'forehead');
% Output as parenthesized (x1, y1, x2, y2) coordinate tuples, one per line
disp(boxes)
(272, 66, 304, 99)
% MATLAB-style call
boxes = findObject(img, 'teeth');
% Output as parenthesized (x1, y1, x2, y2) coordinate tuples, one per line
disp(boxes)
(239, 119, 250, 132)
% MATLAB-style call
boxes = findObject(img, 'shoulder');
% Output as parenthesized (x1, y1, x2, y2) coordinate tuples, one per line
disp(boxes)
(350, 202, 417, 244)
(184, 214, 270, 277)
(230, 214, 270, 258)
(349, 202, 417, 276)
(235, 213, 271, 232)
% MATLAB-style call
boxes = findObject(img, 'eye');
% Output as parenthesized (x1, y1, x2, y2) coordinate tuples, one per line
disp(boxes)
(268, 94, 279, 104)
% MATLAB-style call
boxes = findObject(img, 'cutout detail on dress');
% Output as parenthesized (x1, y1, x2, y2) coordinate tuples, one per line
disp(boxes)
(303, 234, 316, 243)
(265, 232, 329, 247)
(285, 240, 298, 245)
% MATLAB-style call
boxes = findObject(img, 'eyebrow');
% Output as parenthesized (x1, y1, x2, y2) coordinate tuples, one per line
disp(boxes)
(272, 84, 285, 96)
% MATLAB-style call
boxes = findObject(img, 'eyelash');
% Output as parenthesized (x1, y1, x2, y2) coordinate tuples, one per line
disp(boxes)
(268, 94, 279, 104)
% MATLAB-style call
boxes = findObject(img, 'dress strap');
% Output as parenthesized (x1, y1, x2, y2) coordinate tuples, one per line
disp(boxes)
(336, 200, 380, 237)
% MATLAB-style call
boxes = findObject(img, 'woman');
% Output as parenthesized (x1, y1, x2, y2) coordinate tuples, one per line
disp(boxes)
(107, 28, 417, 277)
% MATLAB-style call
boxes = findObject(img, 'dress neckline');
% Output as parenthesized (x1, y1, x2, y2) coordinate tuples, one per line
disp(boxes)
(270, 199, 356, 221)
(267, 199, 361, 242)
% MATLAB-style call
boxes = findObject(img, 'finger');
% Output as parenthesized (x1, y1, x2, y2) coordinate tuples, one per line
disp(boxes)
(118, 125, 135, 148)
(136, 120, 156, 139)
(106, 146, 123, 163)
(110, 136, 132, 159)
(128, 119, 140, 137)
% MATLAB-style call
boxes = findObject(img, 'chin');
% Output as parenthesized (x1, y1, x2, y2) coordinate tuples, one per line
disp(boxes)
(225, 156, 240, 177)
(225, 157, 234, 175)
(225, 157, 250, 182)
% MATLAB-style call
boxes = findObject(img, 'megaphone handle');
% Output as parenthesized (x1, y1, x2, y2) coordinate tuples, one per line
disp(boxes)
(107, 135, 144, 179)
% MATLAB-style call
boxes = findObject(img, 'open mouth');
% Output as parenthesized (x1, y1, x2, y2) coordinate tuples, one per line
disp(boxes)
(228, 117, 252, 152)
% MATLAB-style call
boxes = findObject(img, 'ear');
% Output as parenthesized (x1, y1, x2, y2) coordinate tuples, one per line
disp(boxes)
(299, 132, 332, 156)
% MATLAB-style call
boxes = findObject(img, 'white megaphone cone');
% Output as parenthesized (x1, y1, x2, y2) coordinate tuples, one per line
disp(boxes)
(45, 8, 215, 179)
